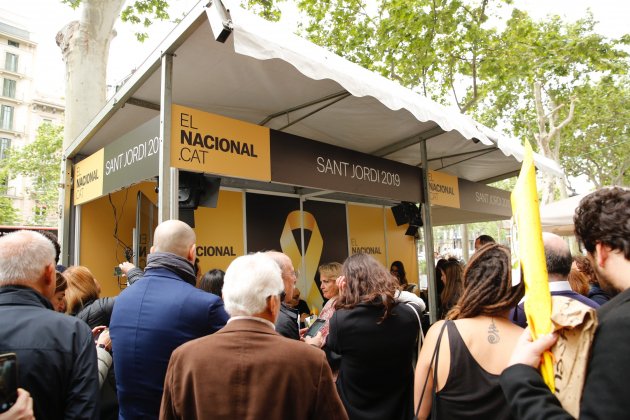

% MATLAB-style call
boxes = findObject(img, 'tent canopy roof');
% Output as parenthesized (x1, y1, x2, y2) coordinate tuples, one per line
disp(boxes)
(540, 193, 589, 236)
(66, 0, 563, 196)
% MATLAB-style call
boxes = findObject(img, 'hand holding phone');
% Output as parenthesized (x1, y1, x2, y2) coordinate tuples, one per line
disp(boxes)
(0, 388, 34, 420)
(304, 318, 326, 338)
(0, 353, 17, 414)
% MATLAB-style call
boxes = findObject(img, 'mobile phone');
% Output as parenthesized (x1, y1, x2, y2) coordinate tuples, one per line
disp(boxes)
(113, 266, 123, 276)
(0, 353, 18, 414)
(305, 318, 326, 337)
(304, 315, 317, 328)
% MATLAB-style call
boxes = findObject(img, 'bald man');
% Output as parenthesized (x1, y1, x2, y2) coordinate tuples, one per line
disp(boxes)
(109, 220, 229, 419)
(510, 232, 599, 328)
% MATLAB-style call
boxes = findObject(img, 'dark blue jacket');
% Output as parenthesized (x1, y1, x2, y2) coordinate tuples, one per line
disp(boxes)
(0, 286, 99, 420)
(275, 303, 299, 339)
(109, 266, 229, 419)
(588, 284, 611, 306)
(510, 287, 599, 328)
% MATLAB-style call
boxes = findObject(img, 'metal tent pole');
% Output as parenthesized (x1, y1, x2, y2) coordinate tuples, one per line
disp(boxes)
(420, 139, 438, 324)
(158, 53, 177, 222)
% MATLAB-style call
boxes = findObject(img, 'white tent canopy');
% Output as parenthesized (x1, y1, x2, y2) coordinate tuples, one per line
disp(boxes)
(540, 193, 589, 236)
(65, 0, 563, 185)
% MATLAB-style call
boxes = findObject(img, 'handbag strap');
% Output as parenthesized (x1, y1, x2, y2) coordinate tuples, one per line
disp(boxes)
(404, 302, 424, 345)
(414, 320, 448, 419)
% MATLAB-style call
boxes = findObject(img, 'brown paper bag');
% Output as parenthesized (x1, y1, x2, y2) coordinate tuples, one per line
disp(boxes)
(550, 295, 598, 418)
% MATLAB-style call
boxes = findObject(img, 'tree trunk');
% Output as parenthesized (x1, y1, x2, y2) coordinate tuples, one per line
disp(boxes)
(532, 81, 574, 204)
(56, 0, 125, 150)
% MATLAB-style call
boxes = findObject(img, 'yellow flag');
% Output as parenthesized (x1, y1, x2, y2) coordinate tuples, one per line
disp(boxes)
(511, 141, 554, 392)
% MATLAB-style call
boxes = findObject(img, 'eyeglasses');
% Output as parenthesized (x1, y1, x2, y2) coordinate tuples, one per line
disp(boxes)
(292, 270, 300, 278)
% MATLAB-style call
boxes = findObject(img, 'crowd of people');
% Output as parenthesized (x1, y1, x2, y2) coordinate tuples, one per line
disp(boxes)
(0, 186, 628, 419)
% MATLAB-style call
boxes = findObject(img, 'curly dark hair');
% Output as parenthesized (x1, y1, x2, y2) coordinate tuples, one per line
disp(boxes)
(573, 255, 597, 285)
(574, 187, 630, 259)
(336, 253, 398, 321)
(447, 243, 524, 320)
(567, 258, 591, 296)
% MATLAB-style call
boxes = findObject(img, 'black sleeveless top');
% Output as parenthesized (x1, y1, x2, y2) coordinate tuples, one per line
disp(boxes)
(435, 321, 514, 419)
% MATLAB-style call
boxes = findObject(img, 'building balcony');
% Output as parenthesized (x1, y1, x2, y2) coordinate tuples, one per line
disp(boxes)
(0, 67, 27, 79)
(0, 126, 25, 137)
(0, 93, 24, 104)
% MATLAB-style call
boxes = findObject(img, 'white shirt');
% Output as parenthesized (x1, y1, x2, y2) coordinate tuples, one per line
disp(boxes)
(548, 280, 573, 292)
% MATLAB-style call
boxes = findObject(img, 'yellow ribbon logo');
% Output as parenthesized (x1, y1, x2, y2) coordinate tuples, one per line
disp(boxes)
(280, 210, 324, 311)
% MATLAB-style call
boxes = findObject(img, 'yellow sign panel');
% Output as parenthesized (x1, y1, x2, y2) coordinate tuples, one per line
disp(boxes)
(347, 204, 387, 266)
(428, 170, 460, 208)
(171, 104, 271, 181)
(74, 148, 105, 205)
(194, 190, 245, 272)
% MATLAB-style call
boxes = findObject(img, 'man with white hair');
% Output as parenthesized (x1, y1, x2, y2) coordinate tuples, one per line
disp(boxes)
(160, 253, 348, 420)
(110, 220, 229, 419)
(0, 230, 99, 420)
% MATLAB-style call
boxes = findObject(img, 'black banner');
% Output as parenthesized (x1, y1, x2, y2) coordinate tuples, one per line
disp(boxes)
(271, 130, 423, 202)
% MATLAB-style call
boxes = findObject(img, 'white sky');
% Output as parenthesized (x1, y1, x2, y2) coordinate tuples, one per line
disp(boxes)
(0, 0, 627, 99)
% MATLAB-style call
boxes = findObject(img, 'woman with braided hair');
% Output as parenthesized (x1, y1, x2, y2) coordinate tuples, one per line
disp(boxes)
(413, 243, 524, 419)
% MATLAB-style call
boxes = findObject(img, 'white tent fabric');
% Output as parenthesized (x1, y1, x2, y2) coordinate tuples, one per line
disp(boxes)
(540, 193, 589, 235)
(66, 0, 563, 187)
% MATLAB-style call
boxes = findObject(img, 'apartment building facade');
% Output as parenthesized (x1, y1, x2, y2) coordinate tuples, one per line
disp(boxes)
(0, 19, 64, 225)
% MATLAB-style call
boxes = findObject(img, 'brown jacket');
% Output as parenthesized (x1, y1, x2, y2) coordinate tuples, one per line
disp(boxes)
(160, 318, 348, 420)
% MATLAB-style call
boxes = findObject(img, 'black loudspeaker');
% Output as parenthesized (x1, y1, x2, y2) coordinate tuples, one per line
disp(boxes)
(179, 208, 196, 228)
(178, 171, 221, 228)
(391, 203, 410, 226)
(391, 202, 423, 227)
(407, 203, 423, 228)
(391, 202, 423, 237)
(405, 224, 419, 237)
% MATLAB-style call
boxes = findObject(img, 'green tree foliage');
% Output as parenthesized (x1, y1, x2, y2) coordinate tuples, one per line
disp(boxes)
(62, 0, 171, 42)
(0, 160, 19, 224)
(2, 123, 63, 226)
(282, 0, 629, 196)
(560, 76, 629, 188)
(62, 0, 285, 41)
(477, 10, 628, 127)
(0, 196, 19, 225)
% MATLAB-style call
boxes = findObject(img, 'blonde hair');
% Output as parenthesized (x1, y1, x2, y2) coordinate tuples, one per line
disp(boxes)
(64, 266, 99, 315)
(318, 262, 342, 278)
